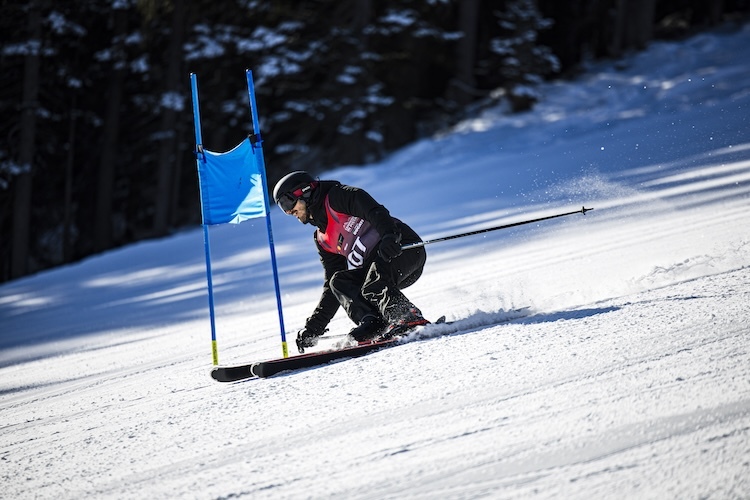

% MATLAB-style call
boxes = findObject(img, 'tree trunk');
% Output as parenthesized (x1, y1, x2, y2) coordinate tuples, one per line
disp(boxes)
(11, 3, 41, 279)
(608, 0, 628, 57)
(450, 0, 480, 105)
(63, 98, 77, 263)
(610, 0, 655, 55)
(153, 0, 185, 236)
(630, 0, 655, 50)
(693, 0, 724, 26)
(94, 8, 127, 252)
(352, 0, 372, 31)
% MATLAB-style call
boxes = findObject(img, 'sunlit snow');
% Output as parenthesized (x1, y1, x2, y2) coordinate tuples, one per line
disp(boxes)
(1, 23, 749, 500)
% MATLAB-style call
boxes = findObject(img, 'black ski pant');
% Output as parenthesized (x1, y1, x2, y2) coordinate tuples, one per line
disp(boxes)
(329, 247, 426, 325)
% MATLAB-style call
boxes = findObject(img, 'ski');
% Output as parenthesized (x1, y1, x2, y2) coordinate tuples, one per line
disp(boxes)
(253, 337, 400, 378)
(210, 336, 400, 382)
(210, 307, 530, 382)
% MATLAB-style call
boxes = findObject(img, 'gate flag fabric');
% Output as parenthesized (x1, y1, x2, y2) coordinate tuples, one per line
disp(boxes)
(198, 138, 266, 225)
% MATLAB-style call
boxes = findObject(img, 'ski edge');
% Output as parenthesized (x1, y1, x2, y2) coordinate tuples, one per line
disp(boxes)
(251, 338, 398, 378)
(210, 337, 399, 382)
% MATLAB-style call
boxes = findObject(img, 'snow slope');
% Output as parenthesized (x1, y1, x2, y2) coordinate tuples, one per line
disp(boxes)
(2, 23, 749, 499)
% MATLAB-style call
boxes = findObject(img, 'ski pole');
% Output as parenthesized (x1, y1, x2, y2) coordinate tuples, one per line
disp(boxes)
(401, 206, 593, 250)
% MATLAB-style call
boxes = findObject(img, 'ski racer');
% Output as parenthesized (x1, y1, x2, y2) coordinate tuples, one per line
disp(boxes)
(273, 171, 428, 352)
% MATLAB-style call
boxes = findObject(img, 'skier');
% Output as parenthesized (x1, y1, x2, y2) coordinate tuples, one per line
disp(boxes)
(273, 171, 428, 352)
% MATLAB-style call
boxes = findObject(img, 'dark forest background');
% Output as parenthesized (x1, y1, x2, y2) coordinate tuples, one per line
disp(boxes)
(1, 0, 748, 283)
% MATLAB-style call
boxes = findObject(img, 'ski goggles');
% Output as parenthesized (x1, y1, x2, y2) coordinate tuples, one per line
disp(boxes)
(277, 182, 318, 213)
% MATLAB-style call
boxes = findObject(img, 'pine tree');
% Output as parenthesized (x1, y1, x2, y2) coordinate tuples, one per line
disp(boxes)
(487, 0, 560, 111)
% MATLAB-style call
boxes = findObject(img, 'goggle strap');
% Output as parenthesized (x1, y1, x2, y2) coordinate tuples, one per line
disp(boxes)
(292, 181, 318, 199)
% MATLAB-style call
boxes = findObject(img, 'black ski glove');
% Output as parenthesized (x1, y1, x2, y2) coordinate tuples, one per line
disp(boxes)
(296, 326, 323, 353)
(378, 232, 402, 262)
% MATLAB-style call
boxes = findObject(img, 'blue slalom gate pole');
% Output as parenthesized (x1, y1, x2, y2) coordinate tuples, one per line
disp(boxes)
(245, 69, 289, 358)
(190, 73, 221, 365)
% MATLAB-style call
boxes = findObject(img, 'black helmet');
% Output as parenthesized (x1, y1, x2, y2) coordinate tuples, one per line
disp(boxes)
(273, 171, 317, 212)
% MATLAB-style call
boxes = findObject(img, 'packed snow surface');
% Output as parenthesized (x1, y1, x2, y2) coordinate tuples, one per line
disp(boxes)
(2, 23, 749, 499)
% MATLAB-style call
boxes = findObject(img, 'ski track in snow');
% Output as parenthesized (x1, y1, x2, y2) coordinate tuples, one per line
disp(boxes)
(2, 23, 750, 500)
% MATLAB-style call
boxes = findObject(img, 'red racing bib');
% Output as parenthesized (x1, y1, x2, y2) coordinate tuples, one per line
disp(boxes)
(316, 196, 381, 269)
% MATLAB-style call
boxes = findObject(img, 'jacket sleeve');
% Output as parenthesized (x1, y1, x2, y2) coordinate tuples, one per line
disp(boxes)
(327, 185, 399, 237)
(304, 234, 346, 335)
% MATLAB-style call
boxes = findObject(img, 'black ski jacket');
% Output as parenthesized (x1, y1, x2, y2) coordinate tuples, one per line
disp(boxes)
(304, 181, 421, 334)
